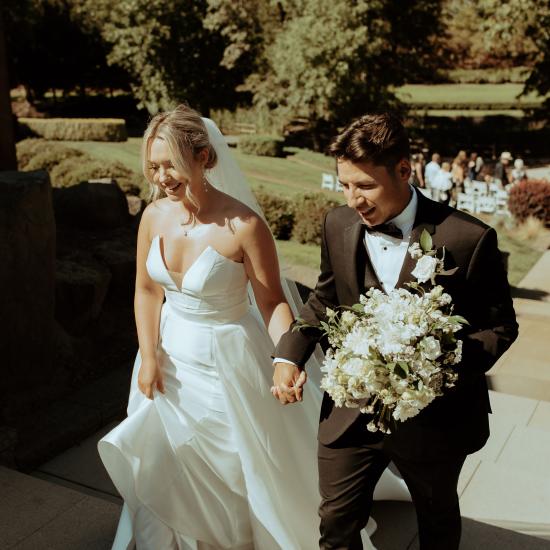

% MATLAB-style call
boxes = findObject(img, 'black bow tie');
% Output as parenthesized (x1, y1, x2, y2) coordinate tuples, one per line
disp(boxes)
(365, 222, 403, 239)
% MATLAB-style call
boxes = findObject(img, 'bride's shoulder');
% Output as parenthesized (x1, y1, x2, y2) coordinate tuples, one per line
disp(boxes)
(142, 198, 173, 219)
(139, 198, 172, 236)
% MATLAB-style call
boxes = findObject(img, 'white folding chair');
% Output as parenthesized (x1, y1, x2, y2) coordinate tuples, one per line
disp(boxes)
(472, 181, 488, 196)
(321, 173, 335, 191)
(475, 196, 497, 214)
(456, 192, 475, 213)
(495, 190, 509, 214)
(463, 180, 474, 195)
(488, 182, 501, 195)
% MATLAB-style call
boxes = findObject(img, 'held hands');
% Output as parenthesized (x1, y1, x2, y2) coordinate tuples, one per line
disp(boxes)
(138, 357, 165, 400)
(271, 362, 307, 405)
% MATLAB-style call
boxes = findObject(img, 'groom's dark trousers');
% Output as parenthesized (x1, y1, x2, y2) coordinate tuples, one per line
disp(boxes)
(274, 191, 518, 550)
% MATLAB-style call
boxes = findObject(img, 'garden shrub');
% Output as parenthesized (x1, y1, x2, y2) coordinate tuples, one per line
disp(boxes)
(508, 179, 550, 227)
(18, 117, 127, 141)
(24, 145, 86, 172)
(239, 135, 284, 157)
(255, 189, 295, 240)
(50, 157, 144, 195)
(16, 138, 49, 170)
(291, 193, 339, 245)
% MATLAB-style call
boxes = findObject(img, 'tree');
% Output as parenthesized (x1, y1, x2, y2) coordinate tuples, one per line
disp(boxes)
(77, 0, 247, 115)
(232, 0, 446, 147)
(3, 0, 126, 100)
(443, 0, 541, 70)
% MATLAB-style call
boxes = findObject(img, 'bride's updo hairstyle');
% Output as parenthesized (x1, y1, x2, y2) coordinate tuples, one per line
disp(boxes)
(142, 104, 218, 208)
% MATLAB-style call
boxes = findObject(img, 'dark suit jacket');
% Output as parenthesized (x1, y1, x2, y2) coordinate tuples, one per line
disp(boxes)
(275, 190, 518, 460)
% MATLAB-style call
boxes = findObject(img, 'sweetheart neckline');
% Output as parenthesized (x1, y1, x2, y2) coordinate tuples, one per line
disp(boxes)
(151, 235, 244, 291)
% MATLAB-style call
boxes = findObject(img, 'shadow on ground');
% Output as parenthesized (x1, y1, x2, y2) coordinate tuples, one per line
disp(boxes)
(510, 287, 549, 300)
(371, 501, 550, 550)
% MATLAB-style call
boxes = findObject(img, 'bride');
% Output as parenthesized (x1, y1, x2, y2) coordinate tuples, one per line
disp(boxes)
(98, 105, 409, 550)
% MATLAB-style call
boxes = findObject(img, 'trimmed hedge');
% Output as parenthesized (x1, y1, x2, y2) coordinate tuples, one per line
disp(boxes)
(50, 157, 143, 194)
(18, 117, 128, 142)
(291, 193, 339, 245)
(24, 145, 85, 172)
(255, 191, 295, 240)
(508, 179, 550, 227)
(16, 138, 145, 195)
(16, 138, 49, 170)
(253, 188, 340, 245)
(239, 135, 284, 157)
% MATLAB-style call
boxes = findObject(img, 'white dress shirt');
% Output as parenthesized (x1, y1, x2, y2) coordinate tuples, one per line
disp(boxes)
(364, 187, 417, 292)
(274, 188, 418, 366)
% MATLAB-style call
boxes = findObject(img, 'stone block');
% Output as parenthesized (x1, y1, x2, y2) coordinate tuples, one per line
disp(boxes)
(0, 170, 55, 405)
(15, 400, 102, 470)
(53, 179, 130, 230)
(55, 253, 111, 335)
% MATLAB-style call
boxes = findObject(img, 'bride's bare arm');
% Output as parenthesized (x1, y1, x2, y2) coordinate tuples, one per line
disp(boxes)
(241, 215, 307, 402)
(241, 215, 293, 346)
(135, 205, 165, 398)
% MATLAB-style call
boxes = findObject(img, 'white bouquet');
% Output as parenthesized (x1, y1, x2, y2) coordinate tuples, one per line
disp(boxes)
(306, 230, 467, 433)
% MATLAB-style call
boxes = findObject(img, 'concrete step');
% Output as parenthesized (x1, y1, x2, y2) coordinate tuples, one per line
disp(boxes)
(0, 466, 120, 550)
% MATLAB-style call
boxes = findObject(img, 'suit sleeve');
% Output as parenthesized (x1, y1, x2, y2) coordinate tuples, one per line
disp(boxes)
(456, 227, 518, 385)
(274, 212, 339, 367)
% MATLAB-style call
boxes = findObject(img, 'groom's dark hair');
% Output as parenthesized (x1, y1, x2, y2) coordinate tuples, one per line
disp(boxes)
(329, 113, 410, 170)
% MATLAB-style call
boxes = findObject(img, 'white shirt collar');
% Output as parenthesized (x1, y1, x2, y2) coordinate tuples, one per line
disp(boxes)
(388, 186, 417, 236)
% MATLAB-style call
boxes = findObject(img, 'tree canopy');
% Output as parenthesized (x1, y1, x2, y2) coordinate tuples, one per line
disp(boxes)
(4, 0, 550, 121)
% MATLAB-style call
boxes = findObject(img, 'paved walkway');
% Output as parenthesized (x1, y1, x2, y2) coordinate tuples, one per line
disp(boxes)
(488, 250, 550, 401)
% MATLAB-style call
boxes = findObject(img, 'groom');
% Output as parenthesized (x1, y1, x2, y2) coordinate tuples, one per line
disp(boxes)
(272, 113, 518, 550)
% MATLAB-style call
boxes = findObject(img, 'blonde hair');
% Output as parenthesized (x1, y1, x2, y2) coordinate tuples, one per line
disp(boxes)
(142, 104, 218, 223)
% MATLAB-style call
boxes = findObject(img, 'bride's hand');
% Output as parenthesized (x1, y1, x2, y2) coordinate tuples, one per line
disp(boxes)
(138, 357, 165, 399)
(272, 363, 307, 404)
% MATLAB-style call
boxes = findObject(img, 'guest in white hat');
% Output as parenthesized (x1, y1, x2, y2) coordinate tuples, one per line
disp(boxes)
(494, 151, 512, 186)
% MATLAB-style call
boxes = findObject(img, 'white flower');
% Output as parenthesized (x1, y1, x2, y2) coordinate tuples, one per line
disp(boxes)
(420, 336, 442, 360)
(408, 242, 423, 259)
(411, 255, 439, 283)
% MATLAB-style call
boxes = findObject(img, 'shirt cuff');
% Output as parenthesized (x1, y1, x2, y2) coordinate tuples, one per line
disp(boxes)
(273, 357, 298, 367)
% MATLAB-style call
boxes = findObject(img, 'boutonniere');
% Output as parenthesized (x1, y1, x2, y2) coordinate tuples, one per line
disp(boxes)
(408, 230, 458, 286)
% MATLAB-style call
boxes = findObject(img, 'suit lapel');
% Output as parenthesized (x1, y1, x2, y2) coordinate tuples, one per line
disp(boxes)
(395, 191, 436, 290)
(344, 215, 382, 299)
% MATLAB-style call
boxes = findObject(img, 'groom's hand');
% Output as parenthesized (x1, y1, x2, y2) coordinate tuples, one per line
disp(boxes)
(272, 363, 307, 404)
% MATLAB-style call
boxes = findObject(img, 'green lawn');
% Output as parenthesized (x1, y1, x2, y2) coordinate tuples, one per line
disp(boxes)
(408, 109, 527, 118)
(495, 233, 542, 287)
(276, 239, 321, 269)
(394, 83, 545, 106)
(56, 138, 540, 285)
(60, 139, 342, 200)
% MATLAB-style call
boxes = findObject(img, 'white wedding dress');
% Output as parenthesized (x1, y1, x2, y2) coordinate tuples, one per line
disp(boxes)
(98, 118, 410, 550)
